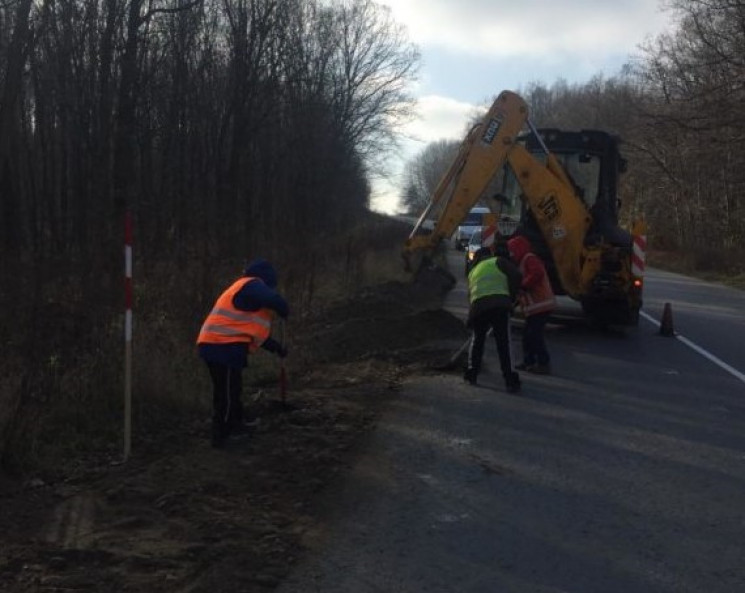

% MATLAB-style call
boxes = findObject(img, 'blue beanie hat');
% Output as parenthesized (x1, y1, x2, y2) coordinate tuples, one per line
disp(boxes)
(243, 258, 277, 288)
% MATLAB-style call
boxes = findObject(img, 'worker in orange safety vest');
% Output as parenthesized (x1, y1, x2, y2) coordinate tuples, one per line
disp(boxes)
(197, 259, 289, 448)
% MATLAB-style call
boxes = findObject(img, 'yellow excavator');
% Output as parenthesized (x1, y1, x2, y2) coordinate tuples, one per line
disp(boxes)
(403, 90, 646, 326)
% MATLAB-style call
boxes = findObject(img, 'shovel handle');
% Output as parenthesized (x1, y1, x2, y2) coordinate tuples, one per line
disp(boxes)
(278, 319, 288, 401)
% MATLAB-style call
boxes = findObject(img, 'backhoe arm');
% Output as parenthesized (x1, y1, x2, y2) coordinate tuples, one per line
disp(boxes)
(403, 90, 592, 298)
(506, 145, 592, 297)
(403, 91, 529, 270)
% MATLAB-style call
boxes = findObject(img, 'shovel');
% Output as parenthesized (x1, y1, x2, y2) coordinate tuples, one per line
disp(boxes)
(279, 319, 288, 404)
(433, 327, 493, 371)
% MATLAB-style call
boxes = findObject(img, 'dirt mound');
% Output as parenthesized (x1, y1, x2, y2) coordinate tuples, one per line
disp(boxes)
(299, 280, 466, 365)
(314, 280, 443, 320)
(304, 308, 467, 365)
(0, 279, 465, 593)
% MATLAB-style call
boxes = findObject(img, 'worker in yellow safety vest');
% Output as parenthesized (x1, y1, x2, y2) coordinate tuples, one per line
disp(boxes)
(465, 246, 523, 393)
(197, 259, 289, 448)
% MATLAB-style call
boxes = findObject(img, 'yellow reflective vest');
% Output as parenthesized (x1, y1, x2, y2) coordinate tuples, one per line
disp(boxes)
(468, 257, 510, 304)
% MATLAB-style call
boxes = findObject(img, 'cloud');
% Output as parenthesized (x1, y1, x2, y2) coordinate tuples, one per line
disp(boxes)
(370, 0, 675, 214)
(371, 95, 482, 214)
(383, 0, 671, 58)
(403, 95, 483, 144)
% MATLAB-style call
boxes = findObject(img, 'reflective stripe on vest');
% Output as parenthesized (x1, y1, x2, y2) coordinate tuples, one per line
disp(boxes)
(519, 254, 556, 315)
(468, 257, 510, 304)
(197, 277, 273, 351)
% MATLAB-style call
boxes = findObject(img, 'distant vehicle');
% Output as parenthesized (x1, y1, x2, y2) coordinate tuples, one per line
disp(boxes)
(453, 206, 490, 250)
(464, 230, 483, 276)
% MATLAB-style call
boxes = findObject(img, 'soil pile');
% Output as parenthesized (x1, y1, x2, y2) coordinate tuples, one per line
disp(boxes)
(297, 280, 466, 365)
(0, 279, 466, 593)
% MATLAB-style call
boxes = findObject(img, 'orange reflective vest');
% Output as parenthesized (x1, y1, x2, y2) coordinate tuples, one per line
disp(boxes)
(197, 277, 273, 352)
(518, 254, 556, 316)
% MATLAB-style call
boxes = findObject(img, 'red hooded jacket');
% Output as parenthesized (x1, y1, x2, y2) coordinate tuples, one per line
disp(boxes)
(507, 236, 556, 315)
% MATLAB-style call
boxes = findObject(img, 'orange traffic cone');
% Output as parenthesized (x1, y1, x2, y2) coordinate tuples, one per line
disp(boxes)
(660, 302, 675, 337)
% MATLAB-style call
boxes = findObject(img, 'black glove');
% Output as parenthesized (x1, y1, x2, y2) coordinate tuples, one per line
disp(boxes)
(277, 346, 288, 359)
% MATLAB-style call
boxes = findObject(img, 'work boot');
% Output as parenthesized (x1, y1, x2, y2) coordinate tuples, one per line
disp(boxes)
(530, 364, 551, 375)
(463, 368, 477, 385)
(505, 372, 521, 394)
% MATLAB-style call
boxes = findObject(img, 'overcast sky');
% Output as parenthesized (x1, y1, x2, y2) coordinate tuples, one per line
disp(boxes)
(369, 0, 675, 214)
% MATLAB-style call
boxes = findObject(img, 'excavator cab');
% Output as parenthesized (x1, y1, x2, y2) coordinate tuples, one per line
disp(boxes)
(490, 128, 639, 324)
(494, 129, 633, 300)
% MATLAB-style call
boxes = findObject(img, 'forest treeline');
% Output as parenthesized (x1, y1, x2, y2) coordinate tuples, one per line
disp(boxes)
(0, 0, 418, 285)
(0, 0, 418, 469)
(402, 0, 745, 268)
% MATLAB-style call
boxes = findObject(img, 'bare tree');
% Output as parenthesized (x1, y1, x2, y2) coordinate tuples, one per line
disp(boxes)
(325, 0, 419, 172)
(0, 0, 33, 255)
(400, 139, 460, 214)
(634, 0, 745, 254)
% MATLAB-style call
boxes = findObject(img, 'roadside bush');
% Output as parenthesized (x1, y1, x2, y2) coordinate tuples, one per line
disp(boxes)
(647, 246, 745, 289)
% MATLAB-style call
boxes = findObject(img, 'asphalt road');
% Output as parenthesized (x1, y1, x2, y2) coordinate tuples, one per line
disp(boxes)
(278, 251, 745, 593)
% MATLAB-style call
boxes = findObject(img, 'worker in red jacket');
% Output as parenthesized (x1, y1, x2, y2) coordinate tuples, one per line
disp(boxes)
(507, 236, 556, 374)
(197, 259, 288, 448)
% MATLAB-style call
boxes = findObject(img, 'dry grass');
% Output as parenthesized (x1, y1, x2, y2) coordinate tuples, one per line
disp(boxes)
(647, 249, 745, 290)
(0, 213, 416, 475)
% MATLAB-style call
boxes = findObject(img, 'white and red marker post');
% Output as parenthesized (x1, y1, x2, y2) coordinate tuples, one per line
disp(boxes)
(124, 212, 133, 461)
(631, 219, 647, 279)
(481, 212, 498, 249)
(481, 223, 497, 248)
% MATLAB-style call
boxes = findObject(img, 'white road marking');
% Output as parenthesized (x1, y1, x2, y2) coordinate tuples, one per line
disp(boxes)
(639, 310, 745, 384)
